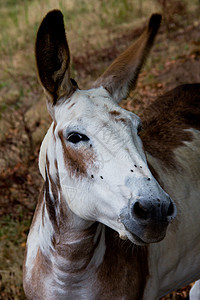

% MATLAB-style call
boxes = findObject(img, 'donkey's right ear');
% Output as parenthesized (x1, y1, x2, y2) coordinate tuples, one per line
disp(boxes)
(35, 10, 75, 105)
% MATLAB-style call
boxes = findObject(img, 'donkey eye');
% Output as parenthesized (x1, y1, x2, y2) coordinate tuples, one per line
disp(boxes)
(67, 132, 89, 144)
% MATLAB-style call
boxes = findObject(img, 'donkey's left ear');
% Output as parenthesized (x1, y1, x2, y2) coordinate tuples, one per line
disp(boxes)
(92, 14, 162, 104)
(36, 10, 75, 105)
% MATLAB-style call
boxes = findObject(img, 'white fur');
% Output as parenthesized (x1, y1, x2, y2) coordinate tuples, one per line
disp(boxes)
(39, 122, 54, 179)
(190, 280, 200, 299)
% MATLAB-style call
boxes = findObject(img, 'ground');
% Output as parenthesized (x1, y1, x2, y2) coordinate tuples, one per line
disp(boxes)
(0, 0, 200, 299)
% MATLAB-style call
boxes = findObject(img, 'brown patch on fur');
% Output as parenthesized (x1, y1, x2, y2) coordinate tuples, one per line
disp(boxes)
(52, 122, 57, 141)
(26, 248, 52, 299)
(141, 84, 200, 168)
(56, 222, 100, 271)
(109, 111, 127, 125)
(58, 130, 96, 178)
(53, 122, 56, 132)
(44, 158, 61, 226)
(97, 227, 149, 299)
(109, 110, 121, 116)
(44, 179, 58, 231)
(54, 159, 58, 171)
(116, 118, 127, 125)
(23, 185, 47, 297)
(28, 185, 45, 230)
(41, 200, 45, 227)
(69, 102, 75, 109)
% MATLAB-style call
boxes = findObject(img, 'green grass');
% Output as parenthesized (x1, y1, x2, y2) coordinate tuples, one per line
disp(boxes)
(0, 0, 159, 56)
(0, 214, 30, 245)
(0, 213, 30, 300)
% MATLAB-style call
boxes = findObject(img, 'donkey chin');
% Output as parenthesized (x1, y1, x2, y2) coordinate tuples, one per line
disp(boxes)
(120, 220, 169, 246)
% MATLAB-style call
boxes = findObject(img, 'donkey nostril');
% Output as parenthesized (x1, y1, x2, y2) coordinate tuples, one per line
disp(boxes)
(167, 201, 174, 217)
(133, 201, 149, 220)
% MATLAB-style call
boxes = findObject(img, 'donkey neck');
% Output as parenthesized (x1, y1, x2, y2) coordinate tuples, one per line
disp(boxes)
(25, 178, 105, 299)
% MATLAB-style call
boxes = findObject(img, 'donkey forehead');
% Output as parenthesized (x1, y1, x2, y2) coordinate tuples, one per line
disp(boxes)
(54, 87, 141, 129)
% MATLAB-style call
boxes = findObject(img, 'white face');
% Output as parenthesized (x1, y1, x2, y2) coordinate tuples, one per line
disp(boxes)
(41, 87, 176, 246)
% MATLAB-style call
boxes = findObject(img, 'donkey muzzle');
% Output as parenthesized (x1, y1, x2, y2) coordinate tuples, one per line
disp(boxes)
(120, 194, 176, 245)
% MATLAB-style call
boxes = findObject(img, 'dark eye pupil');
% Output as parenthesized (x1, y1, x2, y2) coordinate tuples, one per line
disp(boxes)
(67, 132, 89, 144)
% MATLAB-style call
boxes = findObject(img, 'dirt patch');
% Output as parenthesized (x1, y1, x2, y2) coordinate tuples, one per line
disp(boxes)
(158, 56, 200, 91)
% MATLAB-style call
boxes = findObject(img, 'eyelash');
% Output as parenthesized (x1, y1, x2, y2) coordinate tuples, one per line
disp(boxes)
(67, 132, 90, 144)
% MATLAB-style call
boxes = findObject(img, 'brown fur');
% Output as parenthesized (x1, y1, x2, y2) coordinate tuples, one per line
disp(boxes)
(23, 246, 52, 299)
(31, 249, 52, 298)
(55, 223, 100, 269)
(97, 228, 149, 300)
(141, 84, 200, 168)
(58, 130, 96, 178)
(26, 184, 44, 231)
(109, 110, 121, 116)
(45, 156, 59, 232)
(116, 118, 128, 125)
(109, 111, 128, 125)
(69, 102, 75, 109)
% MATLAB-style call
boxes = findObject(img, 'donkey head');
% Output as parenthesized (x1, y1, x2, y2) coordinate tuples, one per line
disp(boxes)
(36, 10, 176, 246)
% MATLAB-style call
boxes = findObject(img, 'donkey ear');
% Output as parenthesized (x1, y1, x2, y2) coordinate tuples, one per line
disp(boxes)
(36, 10, 75, 105)
(92, 14, 162, 104)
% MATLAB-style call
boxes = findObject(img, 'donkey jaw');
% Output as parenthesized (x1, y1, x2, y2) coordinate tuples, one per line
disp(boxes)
(124, 231, 149, 246)
(122, 225, 167, 246)
(117, 221, 168, 246)
(117, 216, 167, 246)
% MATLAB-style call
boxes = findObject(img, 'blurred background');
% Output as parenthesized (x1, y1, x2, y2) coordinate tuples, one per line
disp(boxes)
(0, 0, 200, 299)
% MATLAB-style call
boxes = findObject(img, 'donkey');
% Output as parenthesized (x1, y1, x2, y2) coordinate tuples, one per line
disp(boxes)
(23, 10, 200, 299)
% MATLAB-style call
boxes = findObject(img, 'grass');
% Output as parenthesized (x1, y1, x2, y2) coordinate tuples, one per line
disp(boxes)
(0, 213, 30, 299)
(0, 0, 158, 56)
(0, 0, 159, 104)
(0, 0, 200, 299)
